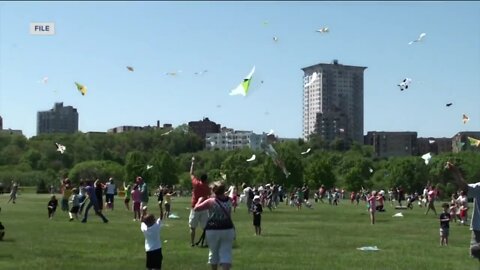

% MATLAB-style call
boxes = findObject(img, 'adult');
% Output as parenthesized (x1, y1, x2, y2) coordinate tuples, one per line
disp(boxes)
(105, 177, 117, 210)
(81, 180, 109, 223)
(94, 179, 105, 213)
(447, 162, 480, 260)
(189, 156, 211, 247)
(137, 177, 149, 210)
(7, 181, 19, 204)
(425, 186, 437, 216)
(194, 181, 235, 270)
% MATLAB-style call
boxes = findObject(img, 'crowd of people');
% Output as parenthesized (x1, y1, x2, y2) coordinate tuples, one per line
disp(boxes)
(2, 160, 480, 269)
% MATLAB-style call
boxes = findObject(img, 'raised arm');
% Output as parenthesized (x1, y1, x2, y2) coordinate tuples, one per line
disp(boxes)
(190, 156, 195, 180)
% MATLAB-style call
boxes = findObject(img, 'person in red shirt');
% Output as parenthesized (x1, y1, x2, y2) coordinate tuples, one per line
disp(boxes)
(189, 156, 211, 247)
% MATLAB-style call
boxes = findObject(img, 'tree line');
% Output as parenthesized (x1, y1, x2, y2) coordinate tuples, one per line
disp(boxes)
(0, 127, 479, 199)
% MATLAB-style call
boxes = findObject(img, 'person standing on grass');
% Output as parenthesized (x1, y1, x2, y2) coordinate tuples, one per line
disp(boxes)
(457, 190, 469, 225)
(81, 180, 109, 224)
(141, 212, 163, 270)
(440, 202, 451, 246)
(163, 188, 176, 219)
(425, 186, 437, 216)
(0, 222, 4, 240)
(47, 195, 58, 219)
(367, 191, 377, 225)
(194, 181, 235, 270)
(124, 181, 132, 211)
(156, 185, 164, 219)
(189, 156, 211, 247)
(94, 179, 105, 214)
(78, 180, 87, 215)
(252, 195, 263, 236)
(68, 188, 80, 221)
(137, 177, 149, 210)
(446, 161, 480, 260)
(132, 184, 142, 221)
(105, 177, 117, 210)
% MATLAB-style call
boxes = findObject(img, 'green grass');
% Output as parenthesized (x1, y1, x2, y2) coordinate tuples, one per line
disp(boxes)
(0, 193, 478, 270)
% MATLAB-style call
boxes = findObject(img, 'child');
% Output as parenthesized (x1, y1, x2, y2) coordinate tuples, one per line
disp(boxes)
(47, 195, 58, 219)
(367, 191, 377, 225)
(0, 222, 5, 240)
(252, 195, 263, 236)
(141, 213, 163, 270)
(449, 203, 458, 224)
(440, 202, 451, 246)
(132, 184, 142, 221)
(69, 188, 80, 221)
(163, 189, 176, 219)
(124, 181, 132, 211)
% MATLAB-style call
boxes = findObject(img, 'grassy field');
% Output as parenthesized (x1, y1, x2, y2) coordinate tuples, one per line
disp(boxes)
(0, 193, 478, 270)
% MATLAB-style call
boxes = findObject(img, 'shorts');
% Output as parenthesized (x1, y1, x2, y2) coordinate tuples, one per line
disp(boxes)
(253, 214, 261, 226)
(165, 203, 171, 212)
(440, 228, 449, 237)
(133, 202, 141, 212)
(146, 248, 163, 269)
(189, 209, 208, 229)
(70, 206, 79, 213)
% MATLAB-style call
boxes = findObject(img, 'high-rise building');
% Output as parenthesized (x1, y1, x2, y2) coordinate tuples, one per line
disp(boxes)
(302, 60, 367, 143)
(37, 102, 79, 135)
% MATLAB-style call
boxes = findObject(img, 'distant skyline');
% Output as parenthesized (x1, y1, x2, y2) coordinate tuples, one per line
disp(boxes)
(0, 1, 479, 138)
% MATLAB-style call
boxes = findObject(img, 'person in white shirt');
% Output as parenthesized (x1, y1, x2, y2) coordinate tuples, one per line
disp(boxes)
(141, 212, 163, 270)
(105, 178, 117, 210)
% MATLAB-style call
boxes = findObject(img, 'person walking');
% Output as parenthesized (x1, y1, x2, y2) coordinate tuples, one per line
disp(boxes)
(189, 156, 211, 247)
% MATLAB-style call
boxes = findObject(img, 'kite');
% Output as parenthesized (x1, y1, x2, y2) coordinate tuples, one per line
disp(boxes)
(210, 141, 216, 146)
(261, 142, 291, 178)
(468, 137, 480, 147)
(446, 103, 453, 107)
(246, 154, 256, 162)
(194, 70, 208, 75)
(339, 128, 345, 133)
(126, 66, 134, 72)
(369, 168, 374, 173)
(39, 77, 48, 84)
(161, 130, 173, 136)
(305, 72, 319, 87)
(408, 33, 426, 45)
(273, 36, 279, 42)
(301, 148, 311, 155)
(421, 152, 432, 165)
(393, 213, 404, 217)
(166, 70, 182, 76)
(220, 173, 227, 180)
(75, 82, 87, 96)
(397, 78, 412, 91)
(229, 66, 255, 96)
(146, 165, 153, 170)
(316, 27, 329, 33)
(55, 143, 66, 154)
(463, 114, 470, 124)
(357, 246, 380, 251)
(428, 139, 435, 144)
(267, 129, 275, 136)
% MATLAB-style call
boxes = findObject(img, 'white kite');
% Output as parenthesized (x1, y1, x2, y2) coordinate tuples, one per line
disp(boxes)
(194, 70, 208, 75)
(369, 168, 374, 173)
(55, 143, 66, 154)
(38, 77, 48, 84)
(267, 129, 275, 136)
(463, 114, 470, 124)
(229, 66, 255, 96)
(421, 152, 432, 165)
(246, 154, 256, 162)
(428, 139, 435, 144)
(357, 246, 380, 251)
(146, 165, 153, 170)
(161, 130, 173, 136)
(408, 33, 427, 45)
(301, 148, 311, 155)
(316, 27, 329, 33)
(393, 212, 404, 217)
(166, 70, 182, 76)
(397, 78, 412, 91)
(305, 72, 318, 87)
(273, 36, 279, 42)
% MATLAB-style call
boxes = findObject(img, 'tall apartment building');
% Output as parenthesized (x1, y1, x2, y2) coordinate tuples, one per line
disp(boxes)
(302, 60, 367, 143)
(188, 117, 221, 140)
(37, 102, 78, 135)
(365, 131, 418, 158)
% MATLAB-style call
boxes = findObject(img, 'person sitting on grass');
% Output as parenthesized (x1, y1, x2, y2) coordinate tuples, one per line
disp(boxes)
(141, 211, 163, 270)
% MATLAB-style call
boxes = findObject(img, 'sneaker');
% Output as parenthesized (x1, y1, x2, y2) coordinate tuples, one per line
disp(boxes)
(103, 220, 109, 223)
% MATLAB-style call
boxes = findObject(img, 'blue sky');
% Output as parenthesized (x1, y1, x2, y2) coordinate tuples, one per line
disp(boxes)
(0, 1, 479, 139)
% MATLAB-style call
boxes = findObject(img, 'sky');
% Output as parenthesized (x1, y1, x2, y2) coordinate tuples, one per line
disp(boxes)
(0, 1, 479, 139)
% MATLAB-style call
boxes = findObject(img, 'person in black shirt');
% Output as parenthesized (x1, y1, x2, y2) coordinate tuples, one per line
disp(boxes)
(252, 195, 263, 236)
(47, 195, 58, 219)
(440, 202, 451, 246)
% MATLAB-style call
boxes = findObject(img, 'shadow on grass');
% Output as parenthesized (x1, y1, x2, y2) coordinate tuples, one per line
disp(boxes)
(0, 238, 15, 242)
(262, 233, 294, 237)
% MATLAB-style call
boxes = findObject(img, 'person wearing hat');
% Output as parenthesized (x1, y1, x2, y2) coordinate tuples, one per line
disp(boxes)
(252, 195, 263, 236)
